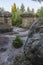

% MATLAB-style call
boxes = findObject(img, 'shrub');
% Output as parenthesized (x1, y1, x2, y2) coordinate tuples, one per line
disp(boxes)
(12, 36, 23, 48)
(12, 10, 22, 27)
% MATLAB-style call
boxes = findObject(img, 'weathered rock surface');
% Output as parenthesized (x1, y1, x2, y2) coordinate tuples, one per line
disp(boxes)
(14, 54, 32, 65)
(0, 27, 28, 65)
(1, 18, 43, 65)
(0, 37, 14, 65)
(14, 19, 43, 65)
(24, 19, 43, 65)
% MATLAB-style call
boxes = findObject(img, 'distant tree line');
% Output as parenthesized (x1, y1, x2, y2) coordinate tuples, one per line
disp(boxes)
(0, 3, 43, 26)
(11, 3, 35, 26)
(0, 8, 4, 12)
(37, 7, 43, 18)
(11, 3, 43, 26)
(32, 0, 43, 3)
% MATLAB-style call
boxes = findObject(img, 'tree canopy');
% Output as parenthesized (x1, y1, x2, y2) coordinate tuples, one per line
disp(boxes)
(37, 7, 43, 18)
(11, 3, 16, 14)
(32, 0, 43, 3)
(31, 8, 34, 14)
(11, 3, 22, 26)
(20, 4, 25, 13)
(0, 8, 4, 12)
(27, 7, 30, 13)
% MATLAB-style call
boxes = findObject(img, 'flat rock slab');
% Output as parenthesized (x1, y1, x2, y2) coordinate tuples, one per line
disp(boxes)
(0, 37, 14, 65)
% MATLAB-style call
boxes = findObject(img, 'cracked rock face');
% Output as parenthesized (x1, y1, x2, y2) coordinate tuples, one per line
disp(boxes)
(24, 19, 43, 65)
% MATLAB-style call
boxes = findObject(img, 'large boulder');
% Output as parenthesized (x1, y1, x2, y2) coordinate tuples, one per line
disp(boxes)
(24, 19, 43, 65)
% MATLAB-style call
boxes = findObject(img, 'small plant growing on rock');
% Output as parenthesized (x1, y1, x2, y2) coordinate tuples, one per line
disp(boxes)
(13, 55, 32, 65)
(12, 36, 23, 48)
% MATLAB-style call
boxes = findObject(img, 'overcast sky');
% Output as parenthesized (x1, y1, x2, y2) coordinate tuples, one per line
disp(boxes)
(0, 0, 43, 12)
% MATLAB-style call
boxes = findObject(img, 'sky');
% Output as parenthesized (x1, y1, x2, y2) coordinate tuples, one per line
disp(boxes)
(0, 0, 43, 12)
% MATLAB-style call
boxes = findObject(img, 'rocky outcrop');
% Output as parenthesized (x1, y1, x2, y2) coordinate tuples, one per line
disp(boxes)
(14, 19, 43, 65)
(24, 19, 43, 65)
(0, 18, 43, 65)
(0, 37, 14, 65)
(0, 11, 12, 32)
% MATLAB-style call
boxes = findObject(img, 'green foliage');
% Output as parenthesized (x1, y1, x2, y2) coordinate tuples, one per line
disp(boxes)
(20, 3, 25, 13)
(12, 36, 23, 48)
(12, 11, 22, 26)
(0, 8, 4, 12)
(11, 3, 22, 27)
(32, 0, 43, 3)
(37, 7, 43, 18)
(31, 8, 34, 14)
(27, 7, 34, 14)
(27, 7, 30, 13)
(11, 3, 16, 13)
